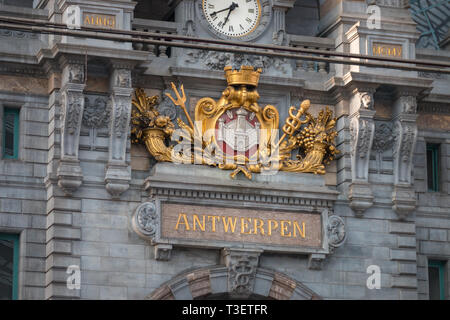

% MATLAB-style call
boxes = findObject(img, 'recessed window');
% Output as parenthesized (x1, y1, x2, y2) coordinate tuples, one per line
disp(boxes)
(0, 233, 20, 300)
(428, 260, 446, 300)
(2, 107, 20, 159)
(426, 143, 440, 192)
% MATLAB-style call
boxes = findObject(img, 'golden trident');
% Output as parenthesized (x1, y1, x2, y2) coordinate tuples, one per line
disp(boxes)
(276, 99, 311, 148)
(165, 82, 195, 130)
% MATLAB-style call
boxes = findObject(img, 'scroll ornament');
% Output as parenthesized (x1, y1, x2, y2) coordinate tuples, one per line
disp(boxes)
(131, 66, 339, 179)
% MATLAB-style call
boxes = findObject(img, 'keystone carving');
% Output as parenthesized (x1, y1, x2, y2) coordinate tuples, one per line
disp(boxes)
(221, 248, 261, 299)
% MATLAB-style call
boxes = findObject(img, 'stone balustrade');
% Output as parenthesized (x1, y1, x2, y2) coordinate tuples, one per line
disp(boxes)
(132, 18, 179, 58)
(288, 34, 335, 74)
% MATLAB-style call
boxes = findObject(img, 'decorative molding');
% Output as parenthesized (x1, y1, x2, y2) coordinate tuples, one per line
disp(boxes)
(366, 0, 409, 8)
(221, 248, 261, 298)
(184, 50, 291, 74)
(0, 28, 38, 39)
(147, 185, 336, 209)
(147, 265, 321, 300)
(417, 102, 450, 114)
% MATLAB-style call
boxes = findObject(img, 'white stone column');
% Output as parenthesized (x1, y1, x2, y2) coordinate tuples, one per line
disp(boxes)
(348, 86, 377, 217)
(391, 91, 418, 219)
(105, 62, 134, 199)
(56, 56, 86, 195)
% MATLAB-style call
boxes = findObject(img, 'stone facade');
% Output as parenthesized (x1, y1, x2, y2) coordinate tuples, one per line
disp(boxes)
(0, 0, 448, 300)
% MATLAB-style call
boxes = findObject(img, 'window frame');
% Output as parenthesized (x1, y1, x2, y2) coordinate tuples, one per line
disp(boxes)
(426, 143, 440, 192)
(2, 107, 20, 160)
(0, 233, 20, 300)
(428, 260, 446, 300)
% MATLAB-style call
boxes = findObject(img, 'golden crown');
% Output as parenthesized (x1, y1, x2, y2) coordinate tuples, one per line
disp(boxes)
(224, 65, 262, 87)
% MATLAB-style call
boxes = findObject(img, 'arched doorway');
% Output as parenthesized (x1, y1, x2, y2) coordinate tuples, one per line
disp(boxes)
(147, 265, 321, 300)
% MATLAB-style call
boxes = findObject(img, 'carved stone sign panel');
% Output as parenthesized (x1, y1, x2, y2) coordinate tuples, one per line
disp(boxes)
(161, 203, 322, 248)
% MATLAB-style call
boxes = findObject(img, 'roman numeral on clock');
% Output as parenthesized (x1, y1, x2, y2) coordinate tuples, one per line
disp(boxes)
(229, 25, 234, 32)
(245, 17, 252, 23)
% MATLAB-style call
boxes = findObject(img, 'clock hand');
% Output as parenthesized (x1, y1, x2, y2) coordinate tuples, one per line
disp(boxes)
(223, 2, 239, 28)
(210, 5, 233, 17)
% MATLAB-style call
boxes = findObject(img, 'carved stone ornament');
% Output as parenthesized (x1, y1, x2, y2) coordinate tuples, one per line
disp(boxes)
(360, 92, 374, 110)
(372, 122, 394, 153)
(366, 0, 409, 8)
(115, 69, 131, 88)
(350, 118, 373, 160)
(131, 66, 339, 179)
(221, 248, 261, 298)
(132, 202, 159, 240)
(82, 96, 111, 128)
(327, 215, 346, 252)
(400, 95, 417, 114)
(68, 64, 85, 84)
(184, 50, 291, 74)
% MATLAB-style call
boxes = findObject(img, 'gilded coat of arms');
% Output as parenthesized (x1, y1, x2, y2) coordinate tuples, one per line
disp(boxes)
(131, 66, 339, 179)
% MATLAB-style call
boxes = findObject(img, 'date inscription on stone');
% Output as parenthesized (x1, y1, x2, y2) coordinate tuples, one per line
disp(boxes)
(161, 203, 322, 247)
(372, 42, 403, 57)
(83, 12, 116, 29)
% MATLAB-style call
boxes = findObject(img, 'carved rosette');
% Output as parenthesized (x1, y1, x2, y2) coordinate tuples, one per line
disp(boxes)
(327, 215, 346, 252)
(132, 202, 160, 241)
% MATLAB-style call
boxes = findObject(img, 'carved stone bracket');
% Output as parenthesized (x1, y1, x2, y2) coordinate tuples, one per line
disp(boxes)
(391, 94, 418, 219)
(154, 244, 173, 261)
(105, 65, 133, 199)
(308, 253, 326, 270)
(349, 95, 376, 216)
(57, 58, 86, 195)
(221, 248, 262, 299)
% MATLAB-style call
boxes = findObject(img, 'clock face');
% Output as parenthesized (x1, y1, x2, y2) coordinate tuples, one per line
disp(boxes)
(202, 0, 261, 38)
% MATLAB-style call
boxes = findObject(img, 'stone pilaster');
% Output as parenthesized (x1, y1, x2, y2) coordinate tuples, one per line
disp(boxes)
(348, 87, 377, 217)
(45, 59, 82, 300)
(57, 56, 86, 195)
(272, 0, 296, 45)
(105, 62, 133, 199)
(392, 92, 418, 220)
(180, 0, 195, 36)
